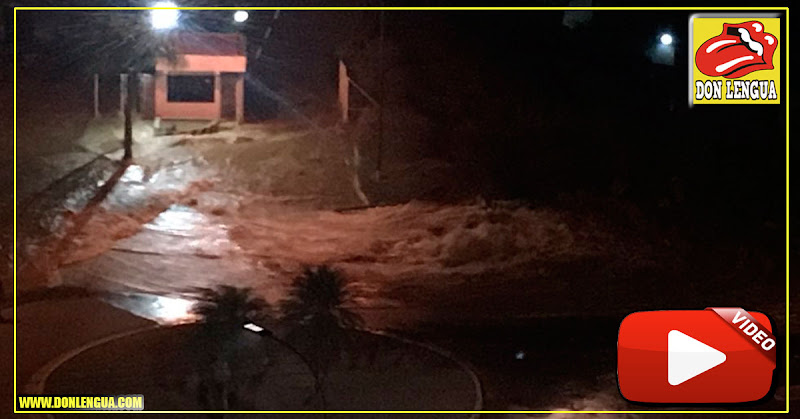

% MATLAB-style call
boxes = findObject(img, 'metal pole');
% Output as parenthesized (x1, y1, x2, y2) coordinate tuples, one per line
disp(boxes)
(123, 69, 134, 161)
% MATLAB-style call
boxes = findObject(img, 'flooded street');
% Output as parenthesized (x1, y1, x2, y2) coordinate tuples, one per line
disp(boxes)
(11, 115, 788, 414)
(51, 185, 657, 330)
(19, 125, 781, 333)
(16, 119, 660, 331)
(38, 189, 655, 411)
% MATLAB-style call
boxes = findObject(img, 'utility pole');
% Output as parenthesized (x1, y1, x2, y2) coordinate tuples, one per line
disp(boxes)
(123, 68, 135, 161)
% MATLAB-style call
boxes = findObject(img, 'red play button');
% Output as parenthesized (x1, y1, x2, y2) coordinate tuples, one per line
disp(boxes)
(618, 308, 776, 404)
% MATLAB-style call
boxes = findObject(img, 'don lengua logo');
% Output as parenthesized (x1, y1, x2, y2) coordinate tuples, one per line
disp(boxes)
(696, 21, 777, 78)
(690, 15, 781, 105)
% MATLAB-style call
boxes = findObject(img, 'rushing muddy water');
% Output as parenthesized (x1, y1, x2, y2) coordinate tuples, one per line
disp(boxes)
(53, 189, 658, 329)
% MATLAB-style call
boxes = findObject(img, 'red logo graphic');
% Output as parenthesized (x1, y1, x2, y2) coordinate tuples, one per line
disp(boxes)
(696, 21, 778, 78)
(618, 308, 776, 404)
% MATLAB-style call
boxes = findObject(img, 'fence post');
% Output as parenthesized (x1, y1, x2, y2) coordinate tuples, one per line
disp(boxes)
(338, 60, 349, 124)
(123, 70, 134, 161)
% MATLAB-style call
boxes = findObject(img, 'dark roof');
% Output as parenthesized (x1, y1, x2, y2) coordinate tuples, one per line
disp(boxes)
(168, 32, 245, 56)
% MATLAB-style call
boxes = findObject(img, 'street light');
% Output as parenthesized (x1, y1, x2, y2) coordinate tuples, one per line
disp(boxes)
(648, 31, 675, 65)
(233, 10, 249, 23)
(151, 1, 179, 30)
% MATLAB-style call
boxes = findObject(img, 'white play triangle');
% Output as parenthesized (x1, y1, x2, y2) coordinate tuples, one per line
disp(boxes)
(668, 330, 727, 386)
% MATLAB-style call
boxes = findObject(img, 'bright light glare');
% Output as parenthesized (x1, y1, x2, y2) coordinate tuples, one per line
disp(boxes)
(152, 296, 194, 322)
(121, 165, 145, 183)
(233, 10, 249, 23)
(660, 33, 673, 46)
(151, 2, 179, 30)
(243, 322, 265, 333)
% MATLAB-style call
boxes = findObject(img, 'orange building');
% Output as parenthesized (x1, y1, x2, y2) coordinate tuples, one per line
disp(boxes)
(152, 32, 246, 122)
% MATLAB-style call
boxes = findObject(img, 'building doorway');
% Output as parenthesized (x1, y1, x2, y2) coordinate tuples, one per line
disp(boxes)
(220, 73, 238, 120)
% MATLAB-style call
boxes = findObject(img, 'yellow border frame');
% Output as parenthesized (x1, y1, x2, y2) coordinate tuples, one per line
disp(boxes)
(12, 5, 789, 415)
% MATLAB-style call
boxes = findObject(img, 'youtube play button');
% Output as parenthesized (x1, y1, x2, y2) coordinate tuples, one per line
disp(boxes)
(667, 330, 726, 385)
(618, 309, 776, 404)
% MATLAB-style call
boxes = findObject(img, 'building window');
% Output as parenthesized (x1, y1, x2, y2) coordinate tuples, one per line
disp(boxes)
(167, 75, 214, 102)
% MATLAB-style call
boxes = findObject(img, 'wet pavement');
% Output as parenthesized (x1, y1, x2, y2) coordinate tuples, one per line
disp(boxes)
(18, 150, 213, 290)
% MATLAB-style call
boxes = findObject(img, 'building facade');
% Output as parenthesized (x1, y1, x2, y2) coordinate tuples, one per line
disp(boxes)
(152, 32, 246, 122)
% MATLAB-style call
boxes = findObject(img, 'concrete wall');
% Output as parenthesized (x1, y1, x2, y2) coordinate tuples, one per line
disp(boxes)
(236, 73, 244, 123)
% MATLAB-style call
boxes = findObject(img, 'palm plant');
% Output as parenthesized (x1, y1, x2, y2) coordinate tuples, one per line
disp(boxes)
(192, 285, 268, 332)
(281, 265, 363, 329)
(190, 286, 269, 411)
(280, 265, 363, 404)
